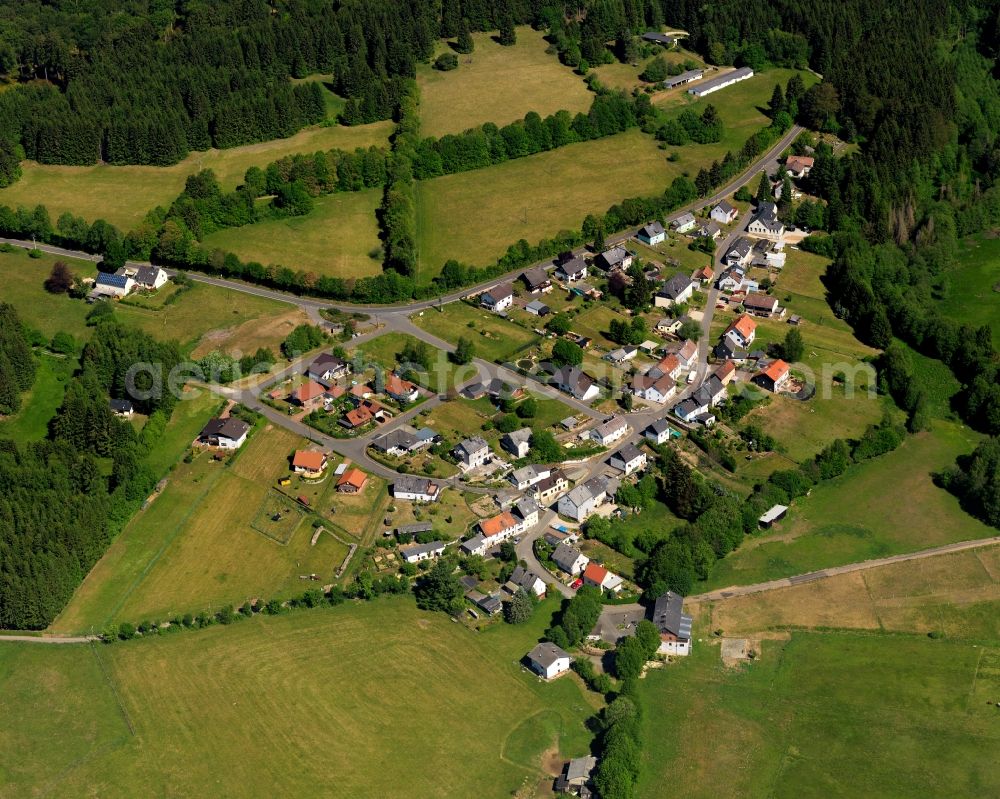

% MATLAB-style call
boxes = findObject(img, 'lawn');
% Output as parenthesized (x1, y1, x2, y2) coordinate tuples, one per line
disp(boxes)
(411, 302, 541, 363)
(5, 598, 599, 797)
(589, 47, 706, 93)
(703, 421, 994, 590)
(414, 129, 677, 278)
(0, 120, 392, 230)
(0, 248, 95, 339)
(386, 487, 481, 540)
(202, 189, 383, 280)
(417, 27, 593, 139)
(699, 544, 1000, 641)
(939, 235, 1000, 347)
(354, 330, 463, 394)
(636, 632, 1000, 799)
(0, 352, 75, 443)
(50, 425, 366, 632)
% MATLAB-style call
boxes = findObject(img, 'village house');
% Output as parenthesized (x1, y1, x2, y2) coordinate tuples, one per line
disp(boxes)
(544, 527, 580, 547)
(747, 200, 785, 240)
(694, 219, 722, 239)
(554, 255, 587, 283)
(509, 464, 550, 491)
(371, 426, 420, 456)
(480, 282, 514, 313)
(648, 353, 682, 382)
(525, 642, 572, 680)
(336, 467, 367, 493)
(673, 375, 726, 424)
(501, 427, 533, 459)
(723, 237, 754, 268)
(533, 469, 569, 503)
(400, 540, 446, 564)
(641, 30, 676, 46)
(652, 591, 692, 656)
(594, 245, 632, 272)
(291, 449, 327, 478)
(644, 419, 674, 445)
(591, 416, 629, 447)
(392, 475, 440, 502)
(129, 265, 169, 291)
(583, 562, 624, 593)
(550, 365, 600, 402)
(785, 154, 815, 178)
(710, 200, 739, 225)
(198, 417, 249, 449)
(605, 346, 638, 364)
(716, 266, 747, 293)
(609, 443, 647, 476)
(558, 476, 609, 522)
(454, 436, 491, 469)
(307, 352, 350, 384)
(460, 533, 489, 557)
(663, 68, 703, 89)
(743, 292, 782, 318)
(692, 265, 714, 285)
(667, 338, 698, 369)
(555, 756, 598, 797)
(513, 496, 541, 530)
(384, 373, 420, 403)
(670, 213, 696, 234)
(631, 372, 677, 404)
(715, 359, 738, 385)
(342, 405, 373, 429)
(688, 66, 754, 97)
(290, 380, 328, 410)
(724, 314, 757, 350)
(637, 220, 666, 245)
(753, 359, 791, 393)
(654, 273, 696, 308)
(109, 398, 134, 418)
(505, 565, 547, 599)
(477, 511, 520, 548)
(656, 316, 684, 336)
(552, 543, 590, 576)
(92, 271, 134, 299)
(520, 266, 551, 294)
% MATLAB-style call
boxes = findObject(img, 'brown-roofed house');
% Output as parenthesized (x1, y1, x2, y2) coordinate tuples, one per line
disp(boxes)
(384, 373, 419, 403)
(337, 467, 368, 493)
(785, 155, 814, 178)
(343, 406, 373, 428)
(292, 450, 328, 478)
(715, 360, 737, 385)
(290, 380, 327, 409)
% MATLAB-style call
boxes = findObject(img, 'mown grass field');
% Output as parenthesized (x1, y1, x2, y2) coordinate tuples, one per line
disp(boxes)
(418, 27, 593, 138)
(0, 248, 95, 339)
(411, 302, 541, 362)
(0, 120, 392, 230)
(414, 129, 676, 276)
(202, 189, 384, 280)
(636, 632, 1000, 799)
(704, 421, 993, 590)
(6, 598, 599, 797)
(940, 235, 1000, 347)
(51, 424, 366, 633)
(698, 544, 1000, 640)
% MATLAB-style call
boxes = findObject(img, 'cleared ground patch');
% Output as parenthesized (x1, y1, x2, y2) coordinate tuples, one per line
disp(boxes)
(704, 422, 994, 590)
(0, 121, 392, 230)
(418, 27, 593, 139)
(636, 632, 1000, 799)
(202, 189, 383, 280)
(411, 302, 541, 363)
(414, 129, 676, 277)
(7, 598, 598, 797)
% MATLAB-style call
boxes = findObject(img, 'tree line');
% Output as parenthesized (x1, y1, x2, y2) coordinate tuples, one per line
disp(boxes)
(0, 304, 36, 415)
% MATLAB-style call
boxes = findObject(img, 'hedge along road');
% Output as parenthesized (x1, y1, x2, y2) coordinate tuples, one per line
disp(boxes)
(0, 124, 803, 316)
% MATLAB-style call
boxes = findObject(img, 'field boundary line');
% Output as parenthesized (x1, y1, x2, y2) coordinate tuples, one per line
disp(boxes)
(89, 642, 136, 737)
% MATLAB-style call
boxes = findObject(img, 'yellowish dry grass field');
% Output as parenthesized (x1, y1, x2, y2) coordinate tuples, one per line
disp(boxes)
(0, 120, 392, 230)
(418, 27, 593, 138)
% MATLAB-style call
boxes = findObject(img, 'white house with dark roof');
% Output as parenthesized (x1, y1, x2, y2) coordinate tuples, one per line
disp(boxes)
(131, 265, 168, 291)
(109, 398, 134, 417)
(198, 417, 250, 449)
(747, 200, 784, 239)
(400, 540, 446, 563)
(631, 372, 677, 404)
(525, 642, 572, 679)
(501, 428, 533, 459)
(509, 464, 550, 491)
(392, 475, 440, 502)
(550, 365, 600, 402)
(454, 436, 491, 468)
(652, 591, 692, 656)
(533, 469, 569, 503)
(637, 220, 666, 245)
(609, 443, 647, 476)
(558, 477, 608, 522)
(307, 352, 351, 384)
(595, 245, 632, 272)
(512, 496, 541, 530)
(644, 419, 674, 445)
(506, 566, 547, 598)
(520, 266, 551, 293)
(552, 542, 590, 576)
(554, 256, 587, 283)
(694, 219, 722, 239)
(671, 212, 696, 233)
(481, 283, 514, 312)
(591, 416, 629, 447)
(711, 200, 738, 225)
(654, 274, 696, 308)
(93, 271, 134, 298)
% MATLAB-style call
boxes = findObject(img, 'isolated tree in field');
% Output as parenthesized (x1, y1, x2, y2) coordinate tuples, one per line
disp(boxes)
(434, 53, 458, 71)
(639, 56, 668, 83)
(504, 588, 534, 624)
(498, 15, 516, 46)
(44, 260, 73, 293)
(620, 390, 634, 412)
(551, 339, 583, 366)
(782, 327, 805, 361)
(451, 336, 475, 364)
(455, 19, 474, 54)
(755, 171, 773, 203)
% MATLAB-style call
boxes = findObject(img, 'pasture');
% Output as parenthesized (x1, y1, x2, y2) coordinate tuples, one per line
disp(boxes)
(411, 302, 541, 363)
(50, 425, 363, 633)
(941, 235, 1000, 347)
(6, 598, 598, 797)
(636, 632, 1000, 799)
(697, 544, 1000, 640)
(418, 27, 593, 138)
(0, 120, 392, 230)
(202, 189, 384, 280)
(0, 247, 95, 339)
(589, 47, 706, 93)
(703, 421, 994, 591)
(414, 129, 677, 276)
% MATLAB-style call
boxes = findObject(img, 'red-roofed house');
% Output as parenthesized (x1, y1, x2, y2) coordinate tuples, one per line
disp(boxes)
(724, 314, 757, 350)
(479, 512, 520, 546)
(290, 380, 327, 409)
(583, 562, 624, 593)
(384, 373, 419, 403)
(785, 155, 814, 178)
(715, 360, 738, 385)
(342, 406, 373, 428)
(692, 265, 715, 285)
(337, 467, 368, 493)
(753, 359, 790, 393)
(292, 450, 327, 478)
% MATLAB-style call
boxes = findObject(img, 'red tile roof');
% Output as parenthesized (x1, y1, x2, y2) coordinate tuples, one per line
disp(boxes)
(385, 373, 416, 396)
(480, 512, 518, 537)
(292, 450, 326, 471)
(727, 314, 757, 340)
(344, 407, 372, 427)
(337, 468, 367, 491)
(761, 359, 789, 382)
(584, 562, 609, 584)
(293, 380, 326, 402)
